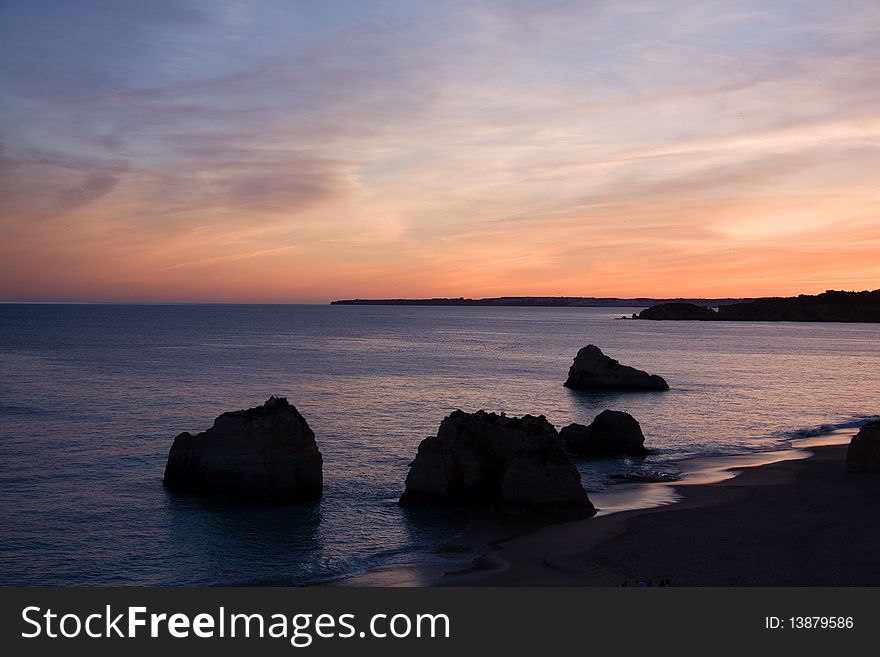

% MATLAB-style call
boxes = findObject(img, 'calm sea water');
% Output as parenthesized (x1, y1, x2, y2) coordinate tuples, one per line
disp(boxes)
(1, 304, 879, 585)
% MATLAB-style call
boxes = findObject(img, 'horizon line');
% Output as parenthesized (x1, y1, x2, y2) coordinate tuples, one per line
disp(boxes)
(3, 288, 876, 306)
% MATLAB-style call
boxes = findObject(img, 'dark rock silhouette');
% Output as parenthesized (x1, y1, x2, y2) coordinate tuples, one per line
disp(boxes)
(163, 396, 323, 502)
(561, 410, 648, 457)
(564, 345, 669, 391)
(717, 289, 880, 322)
(399, 410, 595, 518)
(846, 421, 880, 473)
(637, 302, 717, 321)
(636, 289, 880, 323)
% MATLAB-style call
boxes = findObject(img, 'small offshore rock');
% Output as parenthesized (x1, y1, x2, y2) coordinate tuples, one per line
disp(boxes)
(564, 345, 669, 391)
(636, 303, 718, 321)
(561, 410, 648, 457)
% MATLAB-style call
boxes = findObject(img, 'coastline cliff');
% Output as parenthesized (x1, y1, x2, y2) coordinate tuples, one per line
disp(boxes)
(635, 289, 880, 323)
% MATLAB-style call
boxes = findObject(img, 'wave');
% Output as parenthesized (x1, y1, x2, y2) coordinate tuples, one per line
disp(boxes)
(776, 415, 880, 441)
(225, 542, 463, 588)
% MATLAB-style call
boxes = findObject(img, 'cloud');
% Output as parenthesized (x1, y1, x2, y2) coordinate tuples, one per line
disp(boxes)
(55, 172, 120, 211)
(0, 0, 878, 301)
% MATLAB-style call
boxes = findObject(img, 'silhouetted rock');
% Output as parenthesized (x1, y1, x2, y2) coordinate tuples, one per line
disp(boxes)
(561, 410, 648, 457)
(637, 302, 717, 321)
(631, 290, 880, 322)
(163, 396, 323, 502)
(399, 410, 595, 518)
(716, 289, 880, 322)
(564, 345, 669, 391)
(846, 421, 880, 473)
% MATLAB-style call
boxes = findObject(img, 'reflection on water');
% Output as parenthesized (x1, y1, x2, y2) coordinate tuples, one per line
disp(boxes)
(0, 304, 878, 584)
(593, 443, 825, 517)
(591, 484, 682, 517)
(678, 449, 811, 486)
(791, 427, 860, 448)
(163, 491, 321, 585)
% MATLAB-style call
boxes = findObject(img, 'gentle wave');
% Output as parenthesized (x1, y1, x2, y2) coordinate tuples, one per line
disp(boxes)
(775, 415, 880, 440)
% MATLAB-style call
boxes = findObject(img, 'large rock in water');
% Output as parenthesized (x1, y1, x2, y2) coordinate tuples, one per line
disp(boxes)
(399, 410, 595, 518)
(163, 397, 323, 502)
(636, 302, 718, 321)
(560, 410, 647, 457)
(846, 421, 880, 473)
(564, 345, 669, 391)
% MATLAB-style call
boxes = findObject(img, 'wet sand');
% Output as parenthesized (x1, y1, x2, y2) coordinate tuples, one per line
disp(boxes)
(439, 443, 880, 586)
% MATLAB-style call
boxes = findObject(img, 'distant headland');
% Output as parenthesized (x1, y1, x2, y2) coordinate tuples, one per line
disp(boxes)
(331, 290, 880, 322)
(330, 296, 754, 308)
(635, 289, 880, 322)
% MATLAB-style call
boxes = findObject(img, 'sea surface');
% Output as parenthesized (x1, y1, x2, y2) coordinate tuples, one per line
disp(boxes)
(1, 304, 879, 586)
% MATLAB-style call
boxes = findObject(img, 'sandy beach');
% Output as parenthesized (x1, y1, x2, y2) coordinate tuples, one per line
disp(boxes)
(434, 441, 880, 586)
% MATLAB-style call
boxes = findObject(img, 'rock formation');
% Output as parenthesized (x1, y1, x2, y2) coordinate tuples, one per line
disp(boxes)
(846, 421, 880, 473)
(399, 410, 595, 518)
(163, 396, 323, 502)
(560, 410, 648, 457)
(564, 345, 669, 391)
(635, 290, 880, 323)
(636, 302, 718, 321)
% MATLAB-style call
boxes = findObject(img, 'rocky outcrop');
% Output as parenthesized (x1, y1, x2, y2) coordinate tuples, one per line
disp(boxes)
(163, 397, 323, 502)
(564, 345, 669, 391)
(560, 410, 648, 457)
(846, 421, 880, 473)
(636, 302, 718, 321)
(634, 290, 880, 323)
(716, 290, 880, 322)
(399, 410, 595, 518)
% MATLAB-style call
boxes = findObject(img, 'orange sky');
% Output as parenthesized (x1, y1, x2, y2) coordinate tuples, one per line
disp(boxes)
(1, 1, 878, 302)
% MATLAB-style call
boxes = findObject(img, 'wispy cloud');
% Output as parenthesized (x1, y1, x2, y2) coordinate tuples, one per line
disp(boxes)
(0, 0, 878, 301)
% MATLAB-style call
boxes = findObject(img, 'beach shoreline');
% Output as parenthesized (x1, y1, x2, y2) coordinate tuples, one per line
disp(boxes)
(439, 438, 880, 586)
(336, 428, 879, 587)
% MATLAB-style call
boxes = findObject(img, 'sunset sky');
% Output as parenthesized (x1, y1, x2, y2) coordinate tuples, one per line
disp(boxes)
(1, 0, 878, 302)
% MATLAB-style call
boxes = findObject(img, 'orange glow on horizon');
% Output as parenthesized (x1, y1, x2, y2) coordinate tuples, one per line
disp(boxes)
(2, 3, 878, 303)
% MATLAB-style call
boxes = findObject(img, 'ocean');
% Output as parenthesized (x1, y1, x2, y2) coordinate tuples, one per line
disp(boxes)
(1, 304, 878, 585)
